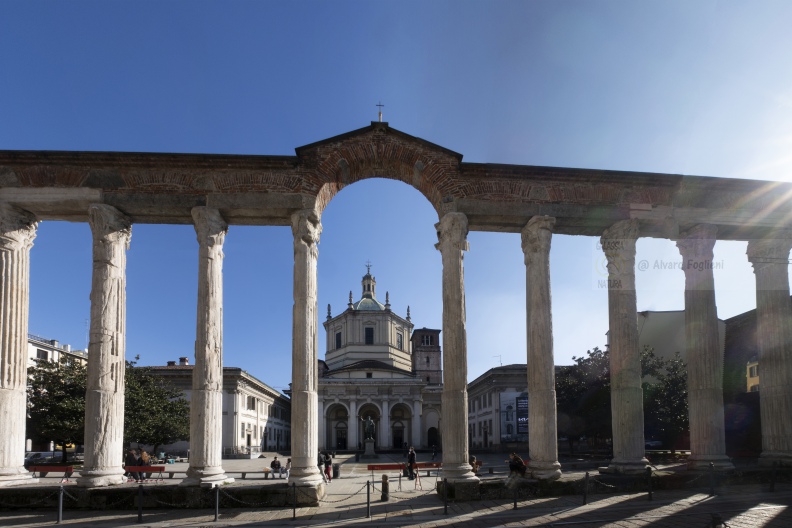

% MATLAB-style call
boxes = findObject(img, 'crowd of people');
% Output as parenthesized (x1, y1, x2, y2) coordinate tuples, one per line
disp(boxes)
(123, 448, 152, 483)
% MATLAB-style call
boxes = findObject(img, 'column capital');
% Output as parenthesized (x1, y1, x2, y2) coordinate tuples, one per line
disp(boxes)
(747, 237, 792, 272)
(434, 212, 469, 253)
(0, 204, 37, 251)
(291, 209, 322, 247)
(192, 207, 227, 247)
(88, 204, 131, 247)
(676, 224, 717, 261)
(600, 219, 638, 277)
(521, 215, 555, 261)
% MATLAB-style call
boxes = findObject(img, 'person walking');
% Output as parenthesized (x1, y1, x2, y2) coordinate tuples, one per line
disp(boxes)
(407, 446, 417, 480)
(318, 451, 328, 483)
(283, 458, 291, 479)
(431, 445, 437, 461)
(323, 452, 333, 483)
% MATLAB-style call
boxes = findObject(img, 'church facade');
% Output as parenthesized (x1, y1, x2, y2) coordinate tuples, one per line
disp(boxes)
(318, 267, 442, 451)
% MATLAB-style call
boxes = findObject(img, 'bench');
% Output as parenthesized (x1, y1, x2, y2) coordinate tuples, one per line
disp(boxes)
(124, 465, 166, 482)
(240, 468, 283, 479)
(28, 465, 74, 483)
(417, 461, 442, 477)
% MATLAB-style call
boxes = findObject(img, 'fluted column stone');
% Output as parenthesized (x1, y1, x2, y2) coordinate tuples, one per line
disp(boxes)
(599, 219, 649, 475)
(183, 207, 233, 486)
(78, 205, 131, 488)
(435, 212, 477, 482)
(748, 236, 792, 467)
(521, 216, 562, 480)
(0, 205, 38, 487)
(412, 399, 422, 447)
(288, 209, 324, 489)
(349, 399, 358, 450)
(676, 225, 733, 470)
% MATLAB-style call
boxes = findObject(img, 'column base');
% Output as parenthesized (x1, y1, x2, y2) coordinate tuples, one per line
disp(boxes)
(759, 451, 792, 467)
(288, 467, 325, 488)
(687, 455, 734, 471)
(76, 469, 126, 487)
(0, 474, 38, 487)
(441, 462, 479, 483)
(599, 457, 649, 475)
(528, 460, 562, 481)
(181, 466, 234, 487)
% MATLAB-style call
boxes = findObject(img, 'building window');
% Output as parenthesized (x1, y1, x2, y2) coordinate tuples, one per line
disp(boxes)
(507, 424, 513, 435)
(365, 327, 374, 345)
(427, 376, 430, 383)
(36, 349, 48, 360)
(421, 335, 434, 346)
(749, 365, 758, 377)
(396, 332, 403, 350)
(488, 393, 492, 407)
(241, 423, 245, 438)
(750, 384, 760, 392)
(478, 422, 481, 436)
(247, 396, 256, 410)
(336, 332, 342, 349)
(426, 357, 430, 365)
(366, 372, 372, 378)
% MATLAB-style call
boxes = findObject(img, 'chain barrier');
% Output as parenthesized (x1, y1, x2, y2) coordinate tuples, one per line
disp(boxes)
(388, 482, 438, 499)
(217, 487, 278, 508)
(0, 489, 60, 508)
(61, 488, 80, 503)
(679, 471, 707, 486)
(588, 477, 619, 490)
(139, 486, 194, 509)
(91, 489, 139, 509)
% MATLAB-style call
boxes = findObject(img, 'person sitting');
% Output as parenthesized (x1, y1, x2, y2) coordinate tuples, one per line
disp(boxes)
(124, 449, 139, 482)
(507, 452, 527, 477)
(283, 458, 291, 479)
(469, 454, 478, 474)
(270, 456, 282, 478)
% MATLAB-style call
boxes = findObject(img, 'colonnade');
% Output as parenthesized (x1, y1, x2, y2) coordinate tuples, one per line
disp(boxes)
(1, 201, 792, 489)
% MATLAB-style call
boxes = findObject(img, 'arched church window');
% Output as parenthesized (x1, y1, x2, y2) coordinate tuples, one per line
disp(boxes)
(506, 405, 513, 421)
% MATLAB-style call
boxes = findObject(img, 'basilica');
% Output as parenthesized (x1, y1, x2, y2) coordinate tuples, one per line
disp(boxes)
(318, 267, 442, 451)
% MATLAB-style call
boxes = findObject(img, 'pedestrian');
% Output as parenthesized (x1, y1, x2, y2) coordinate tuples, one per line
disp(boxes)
(139, 450, 152, 481)
(469, 454, 478, 474)
(124, 449, 139, 483)
(283, 458, 291, 479)
(506, 452, 527, 488)
(323, 452, 332, 482)
(270, 456, 282, 478)
(318, 450, 328, 483)
(431, 445, 437, 460)
(407, 446, 416, 480)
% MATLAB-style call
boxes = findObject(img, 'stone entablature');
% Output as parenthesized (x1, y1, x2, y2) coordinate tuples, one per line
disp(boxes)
(2, 122, 789, 239)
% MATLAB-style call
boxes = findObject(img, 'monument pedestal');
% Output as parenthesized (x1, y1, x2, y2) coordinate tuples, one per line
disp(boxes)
(363, 439, 376, 457)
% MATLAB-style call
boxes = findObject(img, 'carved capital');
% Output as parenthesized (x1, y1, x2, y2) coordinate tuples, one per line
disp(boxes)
(192, 207, 227, 248)
(600, 219, 638, 277)
(0, 204, 37, 251)
(434, 212, 469, 254)
(88, 204, 131, 248)
(676, 224, 717, 263)
(521, 216, 555, 262)
(291, 209, 322, 247)
(747, 237, 792, 272)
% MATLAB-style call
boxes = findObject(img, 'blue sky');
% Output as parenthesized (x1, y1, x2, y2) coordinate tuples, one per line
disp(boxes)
(2, 1, 791, 391)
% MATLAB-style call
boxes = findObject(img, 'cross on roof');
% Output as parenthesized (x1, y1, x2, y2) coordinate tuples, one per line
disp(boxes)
(366, 260, 372, 273)
(376, 102, 384, 122)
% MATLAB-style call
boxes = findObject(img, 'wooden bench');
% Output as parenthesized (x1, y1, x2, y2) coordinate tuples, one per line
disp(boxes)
(124, 465, 166, 482)
(417, 461, 442, 477)
(240, 468, 281, 479)
(28, 465, 74, 483)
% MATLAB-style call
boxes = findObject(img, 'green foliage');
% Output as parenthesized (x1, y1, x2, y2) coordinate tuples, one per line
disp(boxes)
(124, 357, 190, 453)
(26, 356, 191, 457)
(643, 351, 689, 450)
(27, 358, 87, 462)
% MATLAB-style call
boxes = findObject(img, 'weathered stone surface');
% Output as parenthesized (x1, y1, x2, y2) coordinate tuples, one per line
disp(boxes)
(289, 209, 324, 487)
(435, 212, 477, 483)
(521, 216, 562, 481)
(77, 205, 131, 488)
(0, 204, 38, 487)
(676, 225, 733, 470)
(748, 236, 792, 467)
(599, 219, 649, 475)
(183, 207, 233, 486)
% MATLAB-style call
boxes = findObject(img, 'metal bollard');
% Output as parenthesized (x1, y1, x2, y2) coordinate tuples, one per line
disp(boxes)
(366, 481, 371, 518)
(215, 485, 220, 522)
(709, 462, 715, 496)
(443, 478, 448, 515)
(137, 484, 143, 523)
(583, 472, 589, 505)
(292, 482, 296, 521)
(646, 466, 653, 501)
(381, 474, 389, 501)
(57, 486, 64, 524)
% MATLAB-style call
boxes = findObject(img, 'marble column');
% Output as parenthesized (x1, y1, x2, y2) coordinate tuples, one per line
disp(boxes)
(412, 399, 422, 447)
(382, 398, 390, 448)
(78, 205, 131, 487)
(676, 225, 733, 470)
(435, 212, 477, 482)
(521, 216, 562, 480)
(747, 236, 792, 467)
(349, 399, 358, 450)
(599, 219, 649, 475)
(183, 207, 233, 486)
(0, 205, 38, 488)
(288, 209, 324, 487)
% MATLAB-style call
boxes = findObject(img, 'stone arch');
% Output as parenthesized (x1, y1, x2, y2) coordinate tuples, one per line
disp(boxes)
(389, 402, 413, 450)
(324, 403, 350, 452)
(357, 402, 383, 449)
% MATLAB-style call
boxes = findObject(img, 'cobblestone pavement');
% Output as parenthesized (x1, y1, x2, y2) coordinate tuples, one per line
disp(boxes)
(0, 453, 789, 527)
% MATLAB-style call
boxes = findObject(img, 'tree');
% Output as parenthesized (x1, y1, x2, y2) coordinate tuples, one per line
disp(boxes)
(27, 358, 87, 463)
(643, 351, 688, 451)
(124, 357, 190, 454)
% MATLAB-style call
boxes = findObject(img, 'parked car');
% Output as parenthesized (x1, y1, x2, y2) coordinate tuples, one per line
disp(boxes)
(24, 452, 56, 467)
(645, 440, 662, 448)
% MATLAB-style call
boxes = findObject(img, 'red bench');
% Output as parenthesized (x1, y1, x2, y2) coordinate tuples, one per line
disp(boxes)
(28, 465, 74, 483)
(124, 465, 166, 482)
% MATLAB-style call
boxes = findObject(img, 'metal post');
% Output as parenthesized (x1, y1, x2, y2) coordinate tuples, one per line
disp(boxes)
(57, 486, 63, 524)
(646, 466, 653, 501)
(214, 485, 220, 522)
(292, 483, 296, 521)
(443, 478, 448, 515)
(137, 484, 143, 523)
(366, 481, 371, 518)
(709, 462, 715, 496)
(583, 471, 589, 505)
